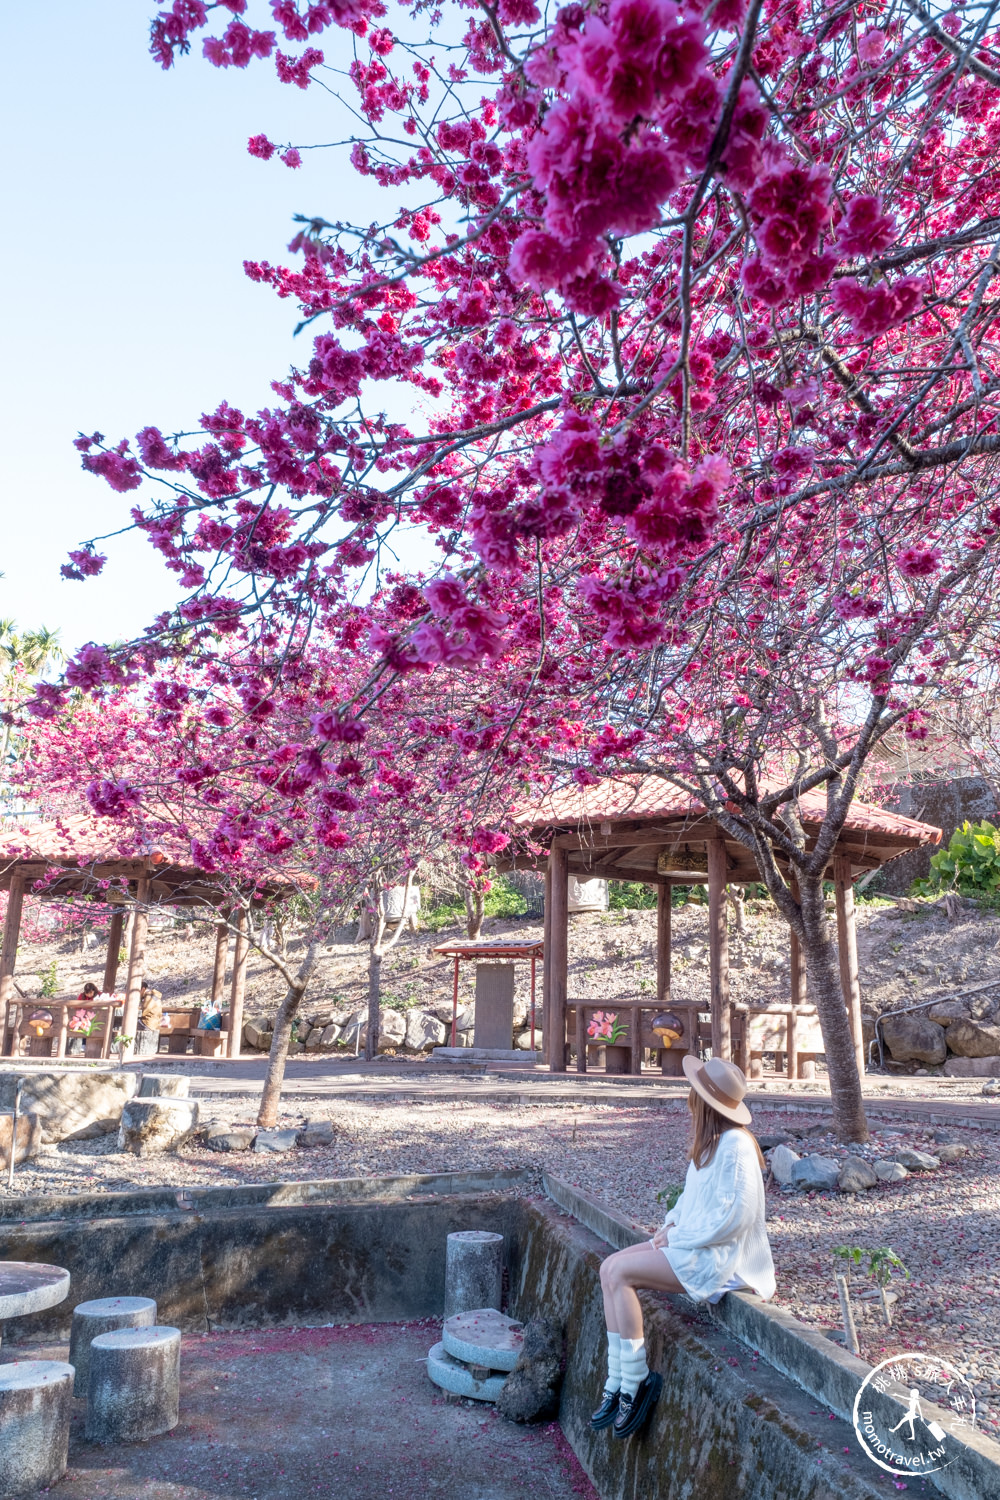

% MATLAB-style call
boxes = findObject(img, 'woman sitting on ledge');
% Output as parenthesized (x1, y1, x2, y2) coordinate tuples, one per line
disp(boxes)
(593, 1056, 774, 1440)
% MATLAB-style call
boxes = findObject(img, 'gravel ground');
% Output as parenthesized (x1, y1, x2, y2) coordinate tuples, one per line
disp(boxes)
(8, 1094, 1000, 1441)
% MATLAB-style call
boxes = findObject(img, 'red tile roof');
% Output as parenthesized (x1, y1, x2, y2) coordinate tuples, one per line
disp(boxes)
(514, 775, 942, 847)
(0, 813, 186, 867)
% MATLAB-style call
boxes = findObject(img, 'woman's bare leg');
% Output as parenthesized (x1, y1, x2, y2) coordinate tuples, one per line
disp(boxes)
(603, 1247, 684, 1340)
(599, 1242, 667, 1333)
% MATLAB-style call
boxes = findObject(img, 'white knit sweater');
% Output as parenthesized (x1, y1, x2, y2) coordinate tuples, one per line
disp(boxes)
(660, 1128, 776, 1302)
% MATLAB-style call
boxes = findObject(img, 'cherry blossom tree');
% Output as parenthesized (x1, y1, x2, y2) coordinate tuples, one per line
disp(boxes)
(39, 0, 1000, 1137)
(18, 635, 524, 1121)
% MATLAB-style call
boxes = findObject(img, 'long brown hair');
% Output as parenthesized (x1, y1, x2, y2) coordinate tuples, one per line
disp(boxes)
(688, 1090, 766, 1170)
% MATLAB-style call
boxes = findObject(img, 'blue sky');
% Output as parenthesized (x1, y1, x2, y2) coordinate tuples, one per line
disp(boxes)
(1, 1, 417, 656)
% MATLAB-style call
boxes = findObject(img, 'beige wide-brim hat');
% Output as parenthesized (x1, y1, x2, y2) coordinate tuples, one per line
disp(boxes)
(682, 1054, 752, 1125)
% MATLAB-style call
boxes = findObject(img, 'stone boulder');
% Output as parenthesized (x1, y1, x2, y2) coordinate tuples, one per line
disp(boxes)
(252, 1129, 298, 1153)
(404, 1010, 447, 1052)
(297, 1119, 336, 1148)
(838, 1157, 877, 1193)
(770, 1144, 799, 1186)
(119, 1098, 200, 1156)
(0, 1111, 42, 1169)
(936, 1143, 969, 1163)
(881, 1014, 947, 1065)
(874, 1160, 908, 1183)
(515, 1030, 542, 1050)
(894, 1147, 939, 1171)
(318, 1023, 343, 1049)
(927, 999, 972, 1025)
(243, 1020, 272, 1051)
(206, 1128, 256, 1152)
(341, 1007, 407, 1052)
(790, 1154, 840, 1191)
(0, 1070, 138, 1143)
(138, 1075, 190, 1099)
(495, 1317, 563, 1424)
(944, 1020, 1000, 1058)
(944, 1055, 1000, 1077)
(984, 1077, 1000, 1096)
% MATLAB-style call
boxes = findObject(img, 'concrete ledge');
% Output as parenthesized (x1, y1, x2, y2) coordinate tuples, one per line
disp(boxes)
(542, 1171, 1000, 1500)
(0, 1166, 534, 1223)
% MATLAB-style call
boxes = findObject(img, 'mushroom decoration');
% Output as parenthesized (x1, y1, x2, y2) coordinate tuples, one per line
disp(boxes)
(650, 1010, 684, 1047)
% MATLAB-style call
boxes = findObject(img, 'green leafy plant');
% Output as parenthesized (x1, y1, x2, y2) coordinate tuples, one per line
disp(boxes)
(655, 1183, 684, 1211)
(39, 960, 59, 999)
(608, 881, 658, 910)
(915, 820, 1000, 898)
(834, 1245, 908, 1326)
(483, 876, 528, 919)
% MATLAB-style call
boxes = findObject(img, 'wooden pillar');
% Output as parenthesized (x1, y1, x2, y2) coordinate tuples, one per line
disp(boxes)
(542, 858, 553, 1063)
(0, 874, 25, 1056)
(656, 881, 671, 1005)
(834, 854, 865, 1078)
(103, 909, 125, 995)
(120, 878, 150, 1059)
(211, 922, 229, 1006)
(228, 910, 249, 1059)
(549, 844, 569, 1073)
(707, 835, 731, 1061)
(576, 1000, 587, 1074)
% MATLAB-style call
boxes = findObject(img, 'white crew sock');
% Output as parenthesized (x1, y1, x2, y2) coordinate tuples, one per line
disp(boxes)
(619, 1337, 649, 1397)
(605, 1331, 622, 1393)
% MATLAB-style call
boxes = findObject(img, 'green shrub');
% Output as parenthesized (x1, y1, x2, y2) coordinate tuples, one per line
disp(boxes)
(422, 899, 464, 933)
(40, 960, 59, 999)
(608, 881, 658, 910)
(914, 820, 1000, 897)
(483, 875, 528, 919)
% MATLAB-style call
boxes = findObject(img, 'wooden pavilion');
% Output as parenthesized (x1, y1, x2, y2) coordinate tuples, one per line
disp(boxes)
(0, 814, 288, 1062)
(503, 777, 943, 1078)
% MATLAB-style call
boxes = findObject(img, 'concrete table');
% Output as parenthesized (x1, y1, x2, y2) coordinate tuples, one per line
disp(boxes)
(0, 1262, 70, 1351)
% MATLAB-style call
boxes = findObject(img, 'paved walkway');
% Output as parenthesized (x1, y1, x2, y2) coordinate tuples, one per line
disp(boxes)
(5, 1053, 1000, 1129)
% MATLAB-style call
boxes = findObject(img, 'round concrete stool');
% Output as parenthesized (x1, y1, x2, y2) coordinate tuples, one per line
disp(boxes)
(444, 1230, 503, 1319)
(86, 1326, 180, 1444)
(0, 1359, 74, 1498)
(70, 1296, 158, 1397)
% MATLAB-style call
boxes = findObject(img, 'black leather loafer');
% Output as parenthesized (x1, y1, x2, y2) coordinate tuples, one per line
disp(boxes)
(590, 1388, 621, 1431)
(612, 1372, 663, 1439)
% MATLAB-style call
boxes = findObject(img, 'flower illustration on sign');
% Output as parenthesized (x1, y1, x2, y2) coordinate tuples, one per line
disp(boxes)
(587, 1010, 628, 1044)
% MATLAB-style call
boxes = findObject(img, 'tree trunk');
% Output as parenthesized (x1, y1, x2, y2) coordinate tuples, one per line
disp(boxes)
(256, 938, 319, 1129)
(728, 885, 747, 936)
(797, 872, 868, 1143)
(257, 984, 304, 1129)
(465, 888, 485, 941)
(365, 945, 382, 1061)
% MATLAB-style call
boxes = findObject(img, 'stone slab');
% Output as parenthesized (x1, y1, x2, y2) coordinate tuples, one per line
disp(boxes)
(442, 1308, 524, 1371)
(207, 1130, 256, 1152)
(432, 1047, 542, 1063)
(0, 1261, 70, 1320)
(426, 1340, 507, 1402)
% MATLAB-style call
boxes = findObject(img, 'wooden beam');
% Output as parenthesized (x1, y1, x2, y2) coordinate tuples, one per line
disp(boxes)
(102, 909, 125, 995)
(0, 874, 25, 1056)
(549, 844, 569, 1073)
(228, 911, 249, 1059)
(834, 854, 866, 1079)
(120, 878, 150, 1060)
(706, 835, 731, 1061)
(657, 881, 671, 1007)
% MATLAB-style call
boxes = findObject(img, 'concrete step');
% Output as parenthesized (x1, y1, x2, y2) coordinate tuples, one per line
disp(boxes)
(432, 1047, 543, 1067)
(442, 1309, 524, 1372)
